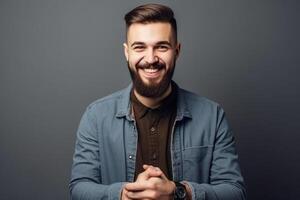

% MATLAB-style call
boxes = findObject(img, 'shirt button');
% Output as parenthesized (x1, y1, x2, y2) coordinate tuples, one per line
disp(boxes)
(152, 153, 157, 160)
(129, 155, 133, 159)
(150, 127, 156, 132)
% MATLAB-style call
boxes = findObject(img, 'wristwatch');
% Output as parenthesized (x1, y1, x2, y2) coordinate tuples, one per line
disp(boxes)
(174, 181, 187, 200)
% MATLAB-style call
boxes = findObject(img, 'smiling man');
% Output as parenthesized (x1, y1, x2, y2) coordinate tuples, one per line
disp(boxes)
(69, 4, 246, 200)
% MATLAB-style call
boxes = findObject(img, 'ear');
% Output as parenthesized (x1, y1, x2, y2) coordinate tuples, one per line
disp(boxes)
(123, 42, 129, 61)
(175, 42, 181, 59)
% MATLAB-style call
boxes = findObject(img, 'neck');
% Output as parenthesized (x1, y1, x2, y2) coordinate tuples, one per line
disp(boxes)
(133, 84, 172, 109)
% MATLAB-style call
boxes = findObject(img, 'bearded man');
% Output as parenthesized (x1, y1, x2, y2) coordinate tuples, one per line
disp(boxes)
(69, 3, 246, 200)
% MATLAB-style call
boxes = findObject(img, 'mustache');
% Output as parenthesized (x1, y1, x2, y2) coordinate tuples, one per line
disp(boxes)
(136, 60, 165, 70)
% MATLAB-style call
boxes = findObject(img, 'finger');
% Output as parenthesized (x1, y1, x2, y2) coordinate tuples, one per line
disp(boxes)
(155, 167, 168, 180)
(122, 188, 133, 200)
(144, 166, 162, 177)
(125, 181, 153, 191)
(146, 167, 163, 179)
(127, 190, 159, 199)
(136, 166, 162, 181)
(143, 165, 164, 177)
(149, 167, 169, 181)
(143, 164, 151, 170)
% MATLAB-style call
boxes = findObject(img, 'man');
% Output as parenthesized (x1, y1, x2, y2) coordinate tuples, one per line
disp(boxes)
(69, 3, 246, 200)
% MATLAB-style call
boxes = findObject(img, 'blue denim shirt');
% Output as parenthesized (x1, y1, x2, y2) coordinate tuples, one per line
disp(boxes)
(69, 83, 246, 200)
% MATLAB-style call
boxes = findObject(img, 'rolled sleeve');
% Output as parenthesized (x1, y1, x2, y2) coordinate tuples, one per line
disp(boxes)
(71, 181, 126, 200)
(69, 106, 126, 199)
(182, 106, 246, 200)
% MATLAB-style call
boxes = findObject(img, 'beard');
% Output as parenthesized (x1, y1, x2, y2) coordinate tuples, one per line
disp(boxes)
(127, 58, 175, 98)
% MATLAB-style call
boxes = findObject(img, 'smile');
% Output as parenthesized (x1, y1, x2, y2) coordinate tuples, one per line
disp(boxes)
(139, 68, 163, 79)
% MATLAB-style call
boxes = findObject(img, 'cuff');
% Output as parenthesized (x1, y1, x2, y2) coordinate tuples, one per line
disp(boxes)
(109, 182, 127, 200)
(182, 181, 206, 200)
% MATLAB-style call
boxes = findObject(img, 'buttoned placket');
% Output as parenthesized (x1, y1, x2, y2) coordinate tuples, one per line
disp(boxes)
(126, 106, 139, 182)
(169, 114, 185, 181)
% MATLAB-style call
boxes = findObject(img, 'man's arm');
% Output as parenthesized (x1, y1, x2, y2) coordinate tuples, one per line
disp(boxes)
(183, 106, 246, 200)
(69, 107, 125, 200)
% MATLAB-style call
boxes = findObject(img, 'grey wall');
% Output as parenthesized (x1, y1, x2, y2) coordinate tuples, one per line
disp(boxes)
(1, 0, 299, 199)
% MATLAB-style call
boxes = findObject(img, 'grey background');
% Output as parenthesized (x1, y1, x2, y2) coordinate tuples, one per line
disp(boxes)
(1, 0, 299, 199)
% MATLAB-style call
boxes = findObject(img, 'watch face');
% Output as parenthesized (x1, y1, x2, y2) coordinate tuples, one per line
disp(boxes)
(175, 185, 186, 199)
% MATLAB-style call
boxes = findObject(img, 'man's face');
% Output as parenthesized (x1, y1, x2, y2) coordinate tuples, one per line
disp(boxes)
(124, 22, 180, 98)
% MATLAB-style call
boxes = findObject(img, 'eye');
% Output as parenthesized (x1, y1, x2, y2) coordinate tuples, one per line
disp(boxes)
(157, 45, 169, 52)
(133, 46, 145, 51)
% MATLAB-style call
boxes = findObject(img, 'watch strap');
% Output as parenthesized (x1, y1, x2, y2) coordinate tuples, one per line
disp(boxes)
(174, 181, 187, 200)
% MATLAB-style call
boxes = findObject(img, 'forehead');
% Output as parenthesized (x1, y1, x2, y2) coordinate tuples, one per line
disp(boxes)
(127, 22, 174, 45)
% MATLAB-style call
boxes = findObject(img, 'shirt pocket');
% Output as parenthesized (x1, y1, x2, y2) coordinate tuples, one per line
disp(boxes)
(182, 145, 213, 183)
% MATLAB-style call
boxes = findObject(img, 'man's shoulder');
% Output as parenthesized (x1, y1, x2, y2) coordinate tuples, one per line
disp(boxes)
(177, 87, 225, 123)
(85, 85, 130, 113)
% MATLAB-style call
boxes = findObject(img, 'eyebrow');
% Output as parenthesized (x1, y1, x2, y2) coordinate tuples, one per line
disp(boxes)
(131, 42, 145, 47)
(131, 41, 172, 47)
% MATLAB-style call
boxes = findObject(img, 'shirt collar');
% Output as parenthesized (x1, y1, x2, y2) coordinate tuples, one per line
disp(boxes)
(130, 82, 178, 119)
(116, 81, 192, 121)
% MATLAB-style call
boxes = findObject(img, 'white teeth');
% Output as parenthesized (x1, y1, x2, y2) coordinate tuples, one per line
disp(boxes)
(144, 68, 159, 73)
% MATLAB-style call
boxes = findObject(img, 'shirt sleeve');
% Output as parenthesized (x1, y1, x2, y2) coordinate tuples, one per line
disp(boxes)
(184, 106, 246, 200)
(69, 106, 126, 200)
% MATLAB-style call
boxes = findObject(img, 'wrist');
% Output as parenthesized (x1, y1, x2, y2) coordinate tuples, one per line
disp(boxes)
(173, 181, 187, 200)
(168, 181, 176, 199)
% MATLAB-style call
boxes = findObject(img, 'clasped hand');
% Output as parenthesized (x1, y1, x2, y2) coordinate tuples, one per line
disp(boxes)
(121, 165, 175, 200)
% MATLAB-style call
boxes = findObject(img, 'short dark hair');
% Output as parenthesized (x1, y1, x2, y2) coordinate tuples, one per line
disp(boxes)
(124, 3, 177, 41)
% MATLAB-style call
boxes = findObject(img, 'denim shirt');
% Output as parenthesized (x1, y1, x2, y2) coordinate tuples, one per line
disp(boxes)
(69, 83, 246, 200)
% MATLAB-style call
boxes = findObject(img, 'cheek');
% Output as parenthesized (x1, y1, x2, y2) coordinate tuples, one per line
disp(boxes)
(162, 54, 176, 67)
(129, 54, 144, 66)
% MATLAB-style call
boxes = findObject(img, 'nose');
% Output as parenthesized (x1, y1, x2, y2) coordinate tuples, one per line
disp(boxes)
(144, 48, 158, 64)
